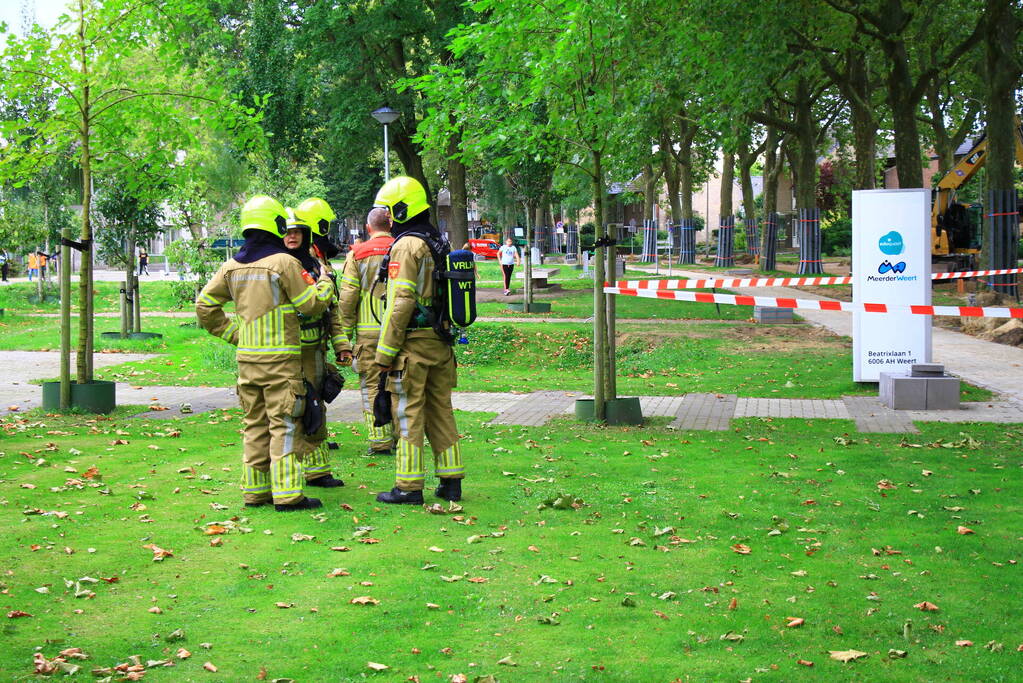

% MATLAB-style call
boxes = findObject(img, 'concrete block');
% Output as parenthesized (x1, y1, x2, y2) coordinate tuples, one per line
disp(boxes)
(911, 363, 945, 377)
(880, 371, 960, 410)
(754, 306, 794, 324)
(926, 376, 961, 410)
(880, 372, 927, 409)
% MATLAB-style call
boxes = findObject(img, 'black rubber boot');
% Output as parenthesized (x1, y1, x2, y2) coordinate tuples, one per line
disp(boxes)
(375, 487, 424, 505)
(274, 497, 323, 512)
(326, 442, 340, 450)
(307, 475, 345, 488)
(435, 478, 462, 502)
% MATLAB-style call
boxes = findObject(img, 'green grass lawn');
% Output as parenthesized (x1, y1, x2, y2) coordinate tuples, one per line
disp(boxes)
(1, 410, 1021, 681)
(0, 281, 192, 314)
(479, 289, 753, 320)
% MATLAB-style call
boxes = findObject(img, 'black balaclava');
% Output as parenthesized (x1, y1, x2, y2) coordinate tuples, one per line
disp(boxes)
(390, 209, 440, 241)
(286, 227, 320, 276)
(313, 234, 340, 260)
(234, 229, 289, 264)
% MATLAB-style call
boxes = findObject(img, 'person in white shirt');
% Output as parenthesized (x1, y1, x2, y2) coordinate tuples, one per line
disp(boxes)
(498, 238, 520, 295)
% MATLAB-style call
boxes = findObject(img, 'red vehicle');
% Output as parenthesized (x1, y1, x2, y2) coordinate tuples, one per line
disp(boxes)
(467, 238, 500, 260)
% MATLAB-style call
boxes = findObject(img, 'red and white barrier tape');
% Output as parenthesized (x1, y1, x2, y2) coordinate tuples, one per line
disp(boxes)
(612, 267, 1023, 291)
(603, 286, 1023, 319)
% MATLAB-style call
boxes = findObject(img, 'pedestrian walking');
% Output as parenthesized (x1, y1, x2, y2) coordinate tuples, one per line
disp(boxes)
(27, 251, 38, 281)
(0, 250, 9, 282)
(286, 197, 352, 487)
(138, 249, 149, 276)
(498, 238, 520, 295)
(196, 195, 337, 512)
(338, 207, 395, 456)
(371, 176, 464, 504)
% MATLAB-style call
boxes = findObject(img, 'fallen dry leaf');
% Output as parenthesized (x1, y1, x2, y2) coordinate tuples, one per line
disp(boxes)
(955, 640, 973, 647)
(797, 659, 814, 667)
(175, 648, 191, 659)
(330, 546, 352, 552)
(7, 610, 32, 618)
(829, 649, 868, 663)
(203, 661, 218, 672)
(728, 598, 738, 610)
(731, 543, 751, 555)
(209, 537, 223, 547)
(148, 606, 162, 614)
(350, 596, 380, 606)
(786, 617, 805, 628)
(956, 526, 975, 535)
(366, 662, 388, 671)
(143, 543, 173, 561)
(274, 602, 294, 609)
(204, 525, 228, 536)
(914, 601, 939, 612)
(876, 480, 897, 490)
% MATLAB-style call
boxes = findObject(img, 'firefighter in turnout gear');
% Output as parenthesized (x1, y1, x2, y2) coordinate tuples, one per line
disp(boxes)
(196, 195, 336, 511)
(285, 198, 352, 487)
(372, 176, 464, 504)
(338, 207, 395, 455)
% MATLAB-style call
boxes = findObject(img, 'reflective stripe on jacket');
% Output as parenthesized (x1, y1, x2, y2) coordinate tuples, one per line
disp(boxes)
(338, 234, 393, 343)
(196, 252, 335, 363)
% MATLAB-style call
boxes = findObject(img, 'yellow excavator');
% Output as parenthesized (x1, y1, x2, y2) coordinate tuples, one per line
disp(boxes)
(931, 117, 1023, 269)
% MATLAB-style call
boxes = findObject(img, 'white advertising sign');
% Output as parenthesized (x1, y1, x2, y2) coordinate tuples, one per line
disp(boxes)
(852, 189, 932, 382)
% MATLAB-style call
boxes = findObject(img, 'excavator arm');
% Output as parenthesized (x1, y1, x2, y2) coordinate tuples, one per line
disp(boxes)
(931, 116, 1023, 256)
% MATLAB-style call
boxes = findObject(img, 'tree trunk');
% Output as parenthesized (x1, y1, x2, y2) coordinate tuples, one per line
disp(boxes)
(763, 119, 781, 216)
(983, 0, 1022, 191)
(739, 162, 756, 224)
(719, 151, 734, 217)
(591, 150, 607, 421)
(446, 134, 469, 247)
(391, 128, 434, 225)
(847, 55, 879, 189)
(659, 130, 682, 224)
(76, 0, 94, 385)
(123, 224, 137, 337)
(38, 207, 47, 303)
(883, 38, 924, 188)
(792, 79, 819, 208)
(59, 227, 72, 410)
(523, 201, 533, 307)
(643, 164, 656, 222)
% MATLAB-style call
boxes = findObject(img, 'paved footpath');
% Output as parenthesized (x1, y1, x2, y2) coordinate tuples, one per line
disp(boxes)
(3, 350, 1023, 434)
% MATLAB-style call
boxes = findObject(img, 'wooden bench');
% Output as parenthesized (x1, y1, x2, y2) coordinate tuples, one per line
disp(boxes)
(515, 267, 560, 288)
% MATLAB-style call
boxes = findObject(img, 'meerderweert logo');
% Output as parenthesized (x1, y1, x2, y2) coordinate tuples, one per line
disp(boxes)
(878, 231, 904, 255)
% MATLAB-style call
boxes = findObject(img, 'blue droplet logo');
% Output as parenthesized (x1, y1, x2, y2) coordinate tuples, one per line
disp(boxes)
(879, 231, 904, 255)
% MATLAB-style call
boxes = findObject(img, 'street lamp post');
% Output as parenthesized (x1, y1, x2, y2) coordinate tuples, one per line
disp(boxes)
(371, 106, 401, 181)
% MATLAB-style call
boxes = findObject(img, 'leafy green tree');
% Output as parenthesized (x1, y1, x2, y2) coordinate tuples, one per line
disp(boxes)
(0, 0, 258, 407)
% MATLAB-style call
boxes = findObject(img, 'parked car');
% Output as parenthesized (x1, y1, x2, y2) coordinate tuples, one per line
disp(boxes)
(467, 238, 500, 260)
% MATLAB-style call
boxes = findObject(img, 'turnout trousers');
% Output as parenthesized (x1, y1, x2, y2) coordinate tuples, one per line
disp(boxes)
(236, 359, 307, 505)
(294, 345, 334, 483)
(353, 337, 394, 453)
(386, 336, 464, 492)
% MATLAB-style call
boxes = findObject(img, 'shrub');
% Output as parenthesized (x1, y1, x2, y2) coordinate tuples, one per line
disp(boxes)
(821, 215, 852, 256)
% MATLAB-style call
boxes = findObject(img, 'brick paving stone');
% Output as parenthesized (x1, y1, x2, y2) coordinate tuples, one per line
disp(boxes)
(842, 396, 919, 434)
(669, 393, 737, 431)
(491, 390, 577, 426)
